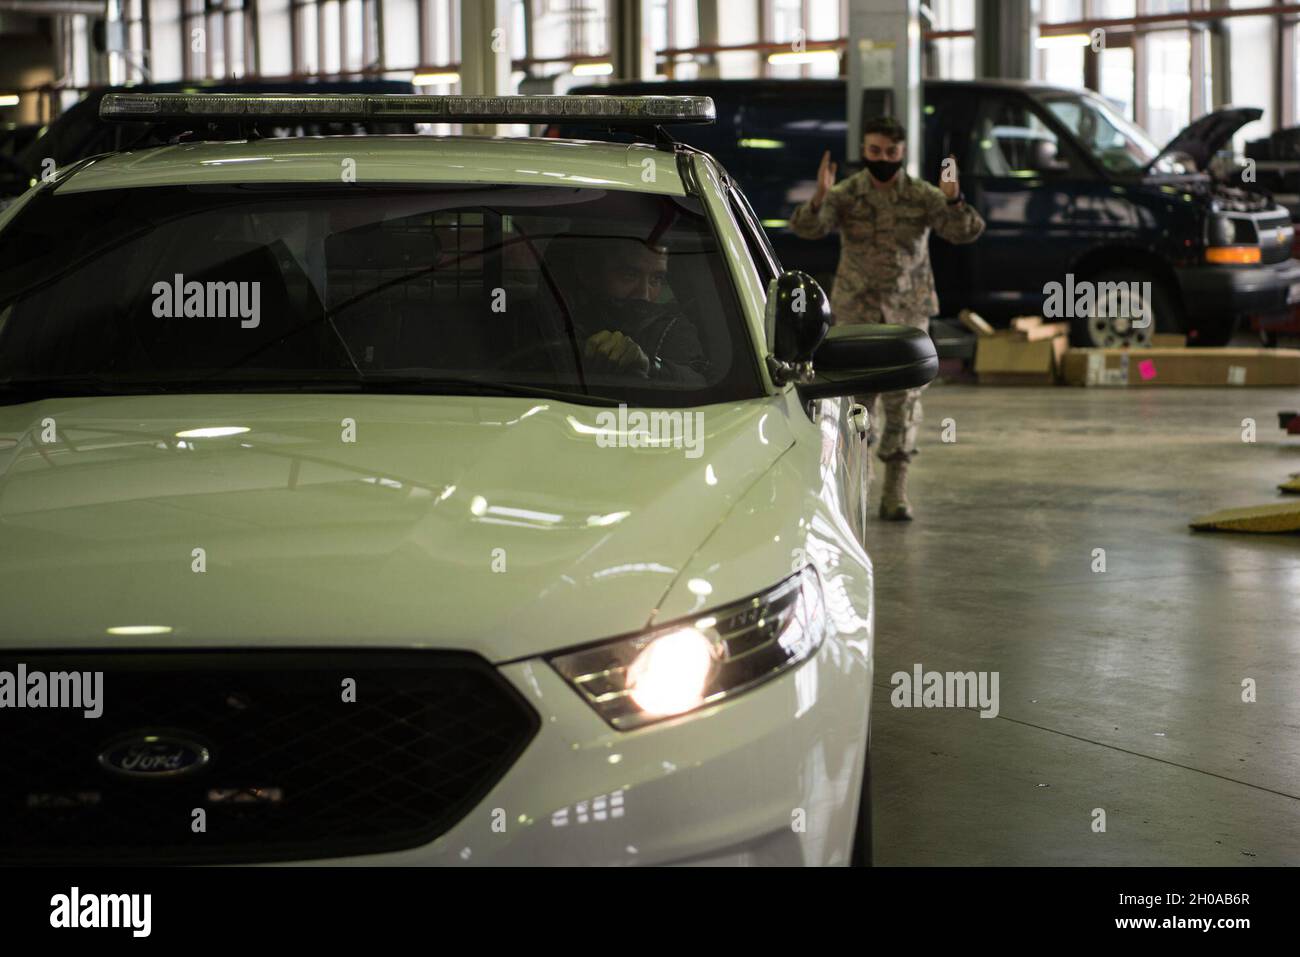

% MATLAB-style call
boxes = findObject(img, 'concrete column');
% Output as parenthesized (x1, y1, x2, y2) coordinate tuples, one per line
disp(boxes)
(696, 0, 720, 79)
(846, 0, 922, 177)
(1189, 24, 1207, 119)
(460, 0, 512, 133)
(974, 0, 1037, 80)
(610, 0, 654, 81)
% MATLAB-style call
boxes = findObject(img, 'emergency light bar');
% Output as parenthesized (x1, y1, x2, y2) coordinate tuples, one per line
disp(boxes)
(99, 92, 716, 125)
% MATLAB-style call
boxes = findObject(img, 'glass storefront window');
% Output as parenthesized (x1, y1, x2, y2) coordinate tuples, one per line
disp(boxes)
(1145, 30, 1190, 146)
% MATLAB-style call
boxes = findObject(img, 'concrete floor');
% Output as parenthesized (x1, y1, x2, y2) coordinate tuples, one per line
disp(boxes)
(868, 385, 1300, 865)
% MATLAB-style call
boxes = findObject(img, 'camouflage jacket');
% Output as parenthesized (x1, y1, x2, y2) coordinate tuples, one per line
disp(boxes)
(789, 169, 985, 326)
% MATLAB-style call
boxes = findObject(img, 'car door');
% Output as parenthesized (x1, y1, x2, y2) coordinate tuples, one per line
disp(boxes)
(726, 182, 869, 544)
(962, 89, 1097, 320)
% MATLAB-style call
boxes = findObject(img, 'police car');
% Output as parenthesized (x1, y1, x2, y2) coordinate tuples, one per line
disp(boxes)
(0, 93, 935, 866)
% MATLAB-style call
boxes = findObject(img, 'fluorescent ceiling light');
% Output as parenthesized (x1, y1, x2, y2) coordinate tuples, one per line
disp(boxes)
(572, 62, 614, 76)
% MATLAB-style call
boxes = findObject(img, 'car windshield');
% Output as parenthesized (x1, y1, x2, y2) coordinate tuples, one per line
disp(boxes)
(0, 182, 761, 407)
(1035, 90, 1170, 175)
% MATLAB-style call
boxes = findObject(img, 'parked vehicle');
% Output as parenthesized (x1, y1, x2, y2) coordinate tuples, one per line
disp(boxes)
(0, 92, 936, 865)
(560, 79, 1300, 347)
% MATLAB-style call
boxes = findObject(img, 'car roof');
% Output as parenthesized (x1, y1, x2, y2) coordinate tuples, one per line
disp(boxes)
(56, 134, 689, 195)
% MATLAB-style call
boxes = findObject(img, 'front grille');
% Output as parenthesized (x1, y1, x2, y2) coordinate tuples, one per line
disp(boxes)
(0, 651, 539, 864)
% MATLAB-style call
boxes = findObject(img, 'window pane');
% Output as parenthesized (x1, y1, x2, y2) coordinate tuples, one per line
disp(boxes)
(1228, 15, 1275, 154)
(1145, 30, 1190, 147)
(1098, 45, 1133, 119)
(931, 37, 975, 80)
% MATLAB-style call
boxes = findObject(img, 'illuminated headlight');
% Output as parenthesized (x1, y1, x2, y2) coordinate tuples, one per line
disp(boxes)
(548, 566, 825, 730)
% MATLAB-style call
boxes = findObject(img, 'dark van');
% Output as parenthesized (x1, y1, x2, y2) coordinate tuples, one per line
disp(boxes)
(560, 78, 1300, 347)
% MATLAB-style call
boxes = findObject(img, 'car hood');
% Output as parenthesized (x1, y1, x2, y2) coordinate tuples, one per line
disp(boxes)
(0, 393, 793, 662)
(1147, 106, 1263, 172)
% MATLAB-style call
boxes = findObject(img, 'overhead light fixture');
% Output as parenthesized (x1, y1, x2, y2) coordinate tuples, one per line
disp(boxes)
(107, 625, 173, 636)
(572, 62, 614, 76)
(413, 71, 461, 86)
(0, 94, 20, 108)
(1036, 34, 1091, 48)
(767, 49, 840, 66)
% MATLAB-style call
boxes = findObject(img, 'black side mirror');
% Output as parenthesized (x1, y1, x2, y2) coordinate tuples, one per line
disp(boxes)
(798, 323, 938, 400)
(765, 270, 830, 384)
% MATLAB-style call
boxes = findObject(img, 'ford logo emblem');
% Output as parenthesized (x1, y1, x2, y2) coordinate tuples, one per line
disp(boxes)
(97, 732, 211, 779)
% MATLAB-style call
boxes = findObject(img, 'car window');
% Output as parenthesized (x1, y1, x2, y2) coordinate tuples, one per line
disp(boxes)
(0, 184, 763, 407)
(969, 93, 1088, 178)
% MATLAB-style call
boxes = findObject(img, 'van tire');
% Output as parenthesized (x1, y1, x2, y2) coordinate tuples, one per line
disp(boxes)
(1067, 268, 1179, 348)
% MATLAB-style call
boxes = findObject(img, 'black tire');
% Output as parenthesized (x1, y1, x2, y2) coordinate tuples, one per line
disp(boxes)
(850, 735, 873, 867)
(1067, 267, 1181, 348)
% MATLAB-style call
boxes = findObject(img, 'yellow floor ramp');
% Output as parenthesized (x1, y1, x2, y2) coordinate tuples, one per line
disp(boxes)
(1190, 501, 1300, 533)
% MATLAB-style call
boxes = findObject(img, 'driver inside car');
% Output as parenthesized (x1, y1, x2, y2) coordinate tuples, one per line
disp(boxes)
(545, 235, 709, 386)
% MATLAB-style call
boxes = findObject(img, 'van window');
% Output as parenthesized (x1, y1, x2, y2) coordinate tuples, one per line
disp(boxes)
(1037, 91, 1161, 174)
(969, 93, 1088, 178)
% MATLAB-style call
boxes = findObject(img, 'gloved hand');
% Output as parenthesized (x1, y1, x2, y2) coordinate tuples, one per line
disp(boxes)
(583, 330, 651, 376)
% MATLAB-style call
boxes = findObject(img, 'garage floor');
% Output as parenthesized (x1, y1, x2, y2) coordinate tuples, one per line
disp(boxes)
(868, 385, 1300, 865)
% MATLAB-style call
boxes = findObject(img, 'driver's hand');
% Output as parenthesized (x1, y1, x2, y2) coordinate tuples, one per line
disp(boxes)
(583, 331, 651, 376)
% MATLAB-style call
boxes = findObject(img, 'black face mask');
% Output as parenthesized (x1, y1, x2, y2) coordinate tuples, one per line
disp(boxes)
(864, 158, 903, 183)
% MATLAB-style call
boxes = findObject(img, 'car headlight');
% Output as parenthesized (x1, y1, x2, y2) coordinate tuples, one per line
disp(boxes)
(1207, 213, 1240, 246)
(548, 566, 825, 730)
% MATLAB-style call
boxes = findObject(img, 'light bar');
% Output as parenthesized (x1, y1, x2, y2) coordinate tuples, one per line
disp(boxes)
(99, 92, 716, 125)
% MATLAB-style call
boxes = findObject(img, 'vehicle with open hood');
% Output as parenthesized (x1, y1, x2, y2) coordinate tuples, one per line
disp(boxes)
(559, 79, 1299, 348)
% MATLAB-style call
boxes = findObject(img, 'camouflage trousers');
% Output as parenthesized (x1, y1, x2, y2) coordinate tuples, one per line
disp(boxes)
(857, 387, 925, 463)
(852, 316, 928, 464)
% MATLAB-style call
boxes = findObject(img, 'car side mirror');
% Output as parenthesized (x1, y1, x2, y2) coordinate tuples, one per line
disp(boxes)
(764, 270, 831, 385)
(797, 323, 938, 400)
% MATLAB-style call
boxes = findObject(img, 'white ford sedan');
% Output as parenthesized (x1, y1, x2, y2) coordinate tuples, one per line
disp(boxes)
(0, 94, 935, 866)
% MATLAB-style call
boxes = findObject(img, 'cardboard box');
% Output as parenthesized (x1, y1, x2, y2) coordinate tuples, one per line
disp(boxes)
(975, 331, 1068, 384)
(1017, 321, 1071, 342)
(1010, 315, 1043, 332)
(1061, 347, 1300, 387)
(1151, 333, 1187, 347)
(958, 308, 994, 336)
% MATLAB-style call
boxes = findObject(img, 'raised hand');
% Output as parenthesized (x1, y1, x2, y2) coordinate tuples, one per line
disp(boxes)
(814, 150, 838, 208)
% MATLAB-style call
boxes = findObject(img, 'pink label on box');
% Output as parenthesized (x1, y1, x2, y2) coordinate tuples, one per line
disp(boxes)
(1138, 359, 1157, 381)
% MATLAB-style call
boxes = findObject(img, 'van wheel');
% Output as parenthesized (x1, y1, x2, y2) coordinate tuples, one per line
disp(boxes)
(1067, 268, 1179, 348)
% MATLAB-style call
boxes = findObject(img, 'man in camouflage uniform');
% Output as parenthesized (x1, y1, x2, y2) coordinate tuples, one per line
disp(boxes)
(790, 116, 984, 520)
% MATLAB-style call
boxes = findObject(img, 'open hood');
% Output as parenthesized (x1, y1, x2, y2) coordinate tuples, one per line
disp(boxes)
(1148, 106, 1262, 172)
